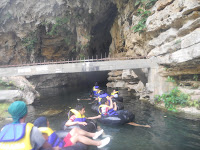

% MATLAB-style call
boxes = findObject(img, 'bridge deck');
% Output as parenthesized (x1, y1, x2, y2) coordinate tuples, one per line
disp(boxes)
(0, 59, 158, 77)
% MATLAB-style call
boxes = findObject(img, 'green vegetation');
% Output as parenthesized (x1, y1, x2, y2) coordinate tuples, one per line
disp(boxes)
(0, 80, 15, 90)
(155, 87, 190, 112)
(193, 74, 199, 81)
(132, 0, 158, 34)
(22, 31, 38, 52)
(43, 17, 73, 47)
(47, 17, 69, 36)
(188, 99, 200, 109)
(0, 103, 11, 120)
(174, 39, 181, 45)
(72, 42, 88, 59)
(166, 76, 176, 83)
(79, 53, 85, 60)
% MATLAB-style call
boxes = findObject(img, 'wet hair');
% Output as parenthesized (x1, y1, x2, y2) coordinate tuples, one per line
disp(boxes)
(34, 116, 48, 127)
(101, 97, 108, 104)
(99, 90, 105, 95)
(114, 88, 118, 91)
(75, 103, 85, 111)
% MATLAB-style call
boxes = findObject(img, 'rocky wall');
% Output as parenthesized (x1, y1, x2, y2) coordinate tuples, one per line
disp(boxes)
(0, 0, 117, 65)
(108, 0, 200, 102)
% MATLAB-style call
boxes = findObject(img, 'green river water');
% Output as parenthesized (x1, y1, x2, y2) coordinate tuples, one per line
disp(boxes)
(0, 86, 200, 150)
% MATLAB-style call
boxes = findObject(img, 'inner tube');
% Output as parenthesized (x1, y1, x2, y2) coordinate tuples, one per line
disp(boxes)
(97, 110, 135, 126)
(62, 142, 87, 150)
(63, 119, 97, 133)
(112, 97, 123, 102)
(91, 101, 124, 113)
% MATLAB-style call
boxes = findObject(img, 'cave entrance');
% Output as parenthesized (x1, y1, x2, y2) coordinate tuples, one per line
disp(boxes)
(89, 4, 117, 58)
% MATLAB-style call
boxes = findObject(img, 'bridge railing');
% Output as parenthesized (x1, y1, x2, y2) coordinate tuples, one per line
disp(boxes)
(0, 56, 146, 68)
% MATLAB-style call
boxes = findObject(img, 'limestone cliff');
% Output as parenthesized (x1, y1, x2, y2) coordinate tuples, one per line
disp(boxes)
(0, 0, 200, 105)
(107, 0, 200, 103)
(0, 0, 117, 65)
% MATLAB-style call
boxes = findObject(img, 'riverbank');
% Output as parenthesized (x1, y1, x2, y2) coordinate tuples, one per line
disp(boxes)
(150, 102, 200, 120)
(0, 103, 10, 121)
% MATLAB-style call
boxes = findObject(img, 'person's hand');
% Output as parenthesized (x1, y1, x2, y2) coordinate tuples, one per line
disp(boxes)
(144, 125, 151, 128)
(78, 122, 87, 126)
(107, 96, 112, 101)
(53, 146, 61, 150)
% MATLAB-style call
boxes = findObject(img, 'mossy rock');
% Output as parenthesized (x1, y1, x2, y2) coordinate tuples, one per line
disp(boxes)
(40, 109, 63, 116)
(0, 103, 11, 120)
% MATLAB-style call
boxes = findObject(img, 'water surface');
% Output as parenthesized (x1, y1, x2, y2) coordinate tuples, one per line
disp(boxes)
(1, 86, 200, 150)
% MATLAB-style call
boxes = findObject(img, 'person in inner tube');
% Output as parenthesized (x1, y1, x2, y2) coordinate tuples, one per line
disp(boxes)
(110, 88, 119, 98)
(94, 90, 110, 104)
(90, 82, 100, 97)
(99, 97, 151, 128)
(99, 97, 118, 116)
(34, 116, 110, 149)
(65, 103, 101, 127)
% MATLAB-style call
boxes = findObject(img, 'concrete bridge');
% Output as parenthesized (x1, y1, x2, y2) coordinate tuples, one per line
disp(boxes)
(0, 58, 158, 77)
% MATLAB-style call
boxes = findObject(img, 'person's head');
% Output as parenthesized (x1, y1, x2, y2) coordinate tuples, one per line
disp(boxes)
(97, 87, 101, 92)
(8, 101, 28, 123)
(75, 103, 85, 115)
(114, 88, 118, 92)
(95, 82, 98, 86)
(34, 116, 50, 128)
(101, 97, 109, 105)
(34, 116, 50, 140)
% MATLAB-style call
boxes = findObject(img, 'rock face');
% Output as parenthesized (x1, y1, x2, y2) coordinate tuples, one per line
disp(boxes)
(0, 76, 40, 104)
(0, 0, 117, 65)
(107, 0, 200, 102)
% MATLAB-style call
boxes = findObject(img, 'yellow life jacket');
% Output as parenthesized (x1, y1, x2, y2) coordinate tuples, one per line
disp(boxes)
(0, 123, 34, 150)
(93, 86, 98, 91)
(98, 96, 109, 104)
(38, 127, 64, 148)
(38, 127, 54, 136)
(111, 91, 119, 96)
(97, 90, 102, 94)
(98, 105, 118, 116)
(98, 104, 109, 114)
(69, 109, 86, 122)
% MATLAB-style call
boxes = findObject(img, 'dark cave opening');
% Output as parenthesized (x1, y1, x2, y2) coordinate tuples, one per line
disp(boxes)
(89, 3, 118, 58)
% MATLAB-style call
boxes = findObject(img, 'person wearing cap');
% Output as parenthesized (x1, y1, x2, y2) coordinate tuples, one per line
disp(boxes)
(0, 101, 60, 150)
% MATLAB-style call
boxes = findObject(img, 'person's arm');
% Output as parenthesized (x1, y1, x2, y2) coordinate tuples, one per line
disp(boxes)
(113, 102, 117, 111)
(31, 127, 61, 150)
(65, 115, 87, 126)
(65, 119, 87, 126)
(127, 122, 151, 128)
(94, 97, 99, 101)
(114, 93, 118, 98)
(87, 115, 101, 119)
(107, 97, 113, 110)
